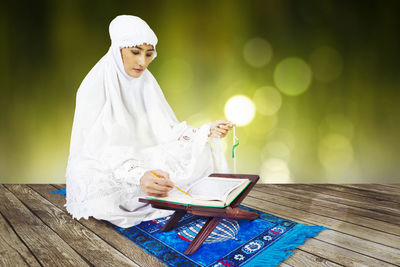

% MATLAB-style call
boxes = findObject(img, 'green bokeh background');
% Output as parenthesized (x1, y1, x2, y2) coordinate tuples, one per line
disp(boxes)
(1, 0, 399, 183)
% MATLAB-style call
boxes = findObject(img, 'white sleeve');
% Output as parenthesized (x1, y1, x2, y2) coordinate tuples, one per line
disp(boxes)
(177, 123, 210, 142)
(66, 147, 149, 220)
(112, 159, 147, 186)
(176, 122, 228, 171)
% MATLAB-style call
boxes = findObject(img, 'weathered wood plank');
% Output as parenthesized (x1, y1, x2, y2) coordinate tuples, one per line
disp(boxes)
(254, 186, 400, 236)
(298, 238, 396, 267)
(256, 184, 400, 225)
(0, 185, 89, 266)
(243, 197, 398, 267)
(316, 229, 400, 265)
(247, 190, 400, 248)
(283, 249, 343, 267)
(381, 184, 400, 189)
(0, 212, 41, 267)
(246, 196, 400, 260)
(30, 184, 166, 267)
(255, 184, 400, 227)
(288, 184, 400, 217)
(344, 184, 400, 196)
(311, 184, 400, 203)
(248, 189, 400, 263)
(6, 184, 138, 267)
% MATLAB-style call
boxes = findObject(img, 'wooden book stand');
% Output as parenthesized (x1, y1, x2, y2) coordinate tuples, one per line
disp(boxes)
(139, 173, 259, 255)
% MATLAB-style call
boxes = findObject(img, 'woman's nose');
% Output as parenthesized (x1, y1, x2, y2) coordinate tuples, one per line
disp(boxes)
(138, 55, 145, 66)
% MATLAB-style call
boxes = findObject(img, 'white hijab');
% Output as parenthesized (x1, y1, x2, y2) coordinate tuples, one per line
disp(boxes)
(65, 15, 228, 220)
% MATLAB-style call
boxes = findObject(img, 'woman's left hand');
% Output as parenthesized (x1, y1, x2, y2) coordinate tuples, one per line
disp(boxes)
(208, 120, 234, 138)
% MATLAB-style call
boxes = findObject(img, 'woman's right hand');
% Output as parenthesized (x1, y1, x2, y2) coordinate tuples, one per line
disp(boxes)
(208, 120, 234, 138)
(139, 170, 174, 197)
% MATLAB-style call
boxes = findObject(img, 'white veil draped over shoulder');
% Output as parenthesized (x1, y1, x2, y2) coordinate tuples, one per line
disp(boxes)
(65, 15, 228, 227)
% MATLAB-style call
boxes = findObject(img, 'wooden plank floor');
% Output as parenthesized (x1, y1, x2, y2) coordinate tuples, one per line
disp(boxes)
(0, 184, 399, 267)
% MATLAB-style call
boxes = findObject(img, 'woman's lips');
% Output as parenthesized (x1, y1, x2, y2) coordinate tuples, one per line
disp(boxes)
(133, 68, 143, 73)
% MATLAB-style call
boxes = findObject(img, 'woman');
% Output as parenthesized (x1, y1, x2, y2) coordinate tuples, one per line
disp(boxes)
(65, 15, 233, 228)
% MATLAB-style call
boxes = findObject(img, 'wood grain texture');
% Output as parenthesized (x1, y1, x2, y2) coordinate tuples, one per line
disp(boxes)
(243, 196, 399, 267)
(253, 186, 400, 236)
(288, 184, 400, 216)
(283, 249, 343, 267)
(31, 184, 166, 267)
(311, 184, 400, 203)
(5, 184, 138, 267)
(0, 212, 40, 267)
(257, 184, 400, 226)
(345, 184, 400, 196)
(382, 184, 400, 189)
(247, 189, 400, 249)
(0, 185, 89, 266)
(251, 187, 400, 264)
(2, 183, 399, 267)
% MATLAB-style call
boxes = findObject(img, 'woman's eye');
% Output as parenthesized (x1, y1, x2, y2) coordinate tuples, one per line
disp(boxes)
(132, 51, 140, 55)
(146, 53, 153, 57)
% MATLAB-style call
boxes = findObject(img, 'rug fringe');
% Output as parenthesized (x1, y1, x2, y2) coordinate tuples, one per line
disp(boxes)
(245, 224, 327, 267)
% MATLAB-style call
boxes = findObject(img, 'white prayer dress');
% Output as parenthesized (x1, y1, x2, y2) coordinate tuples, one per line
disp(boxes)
(65, 15, 228, 228)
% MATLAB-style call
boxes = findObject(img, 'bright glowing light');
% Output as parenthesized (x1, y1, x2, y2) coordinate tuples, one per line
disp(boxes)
(318, 133, 353, 171)
(224, 95, 256, 126)
(243, 38, 273, 68)
(260, 158, 292, 183)
(253, 86, 282, 116)
(274, 57, 312, 96)
(309, 46, 343, 83)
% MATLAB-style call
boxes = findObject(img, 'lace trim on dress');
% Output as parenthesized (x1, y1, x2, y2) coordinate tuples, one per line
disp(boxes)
(65, 154, 147, 220)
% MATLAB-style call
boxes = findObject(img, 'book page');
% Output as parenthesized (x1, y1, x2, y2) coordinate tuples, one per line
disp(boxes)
(145, 177, 251, 208)
(186, 177, 248, 201)
(147, 187, 226, 207)
(167, 187, 193, 200)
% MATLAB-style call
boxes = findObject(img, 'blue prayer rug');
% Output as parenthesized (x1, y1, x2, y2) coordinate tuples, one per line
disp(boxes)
(52, 188, 326, 267)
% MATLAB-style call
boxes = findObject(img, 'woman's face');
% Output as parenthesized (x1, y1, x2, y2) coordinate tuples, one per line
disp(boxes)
(120, 43, 155, 78)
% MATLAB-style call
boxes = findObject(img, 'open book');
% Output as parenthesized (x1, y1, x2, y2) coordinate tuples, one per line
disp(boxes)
(146, 176, 251, 208)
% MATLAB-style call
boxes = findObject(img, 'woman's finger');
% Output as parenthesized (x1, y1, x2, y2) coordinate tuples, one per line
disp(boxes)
(155, 178, 174, 189)
(211, 130, 223, 137)
(148, 187, 170, 194)
(218, 121, 234, 130)
(216, 121, 228, 127)
(146, 179, 172, 192)
(149, 180, 173, 191)
(147, 191, 169, 197)
(154, 169, 170, 179)
(215, 128, 228, 135)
